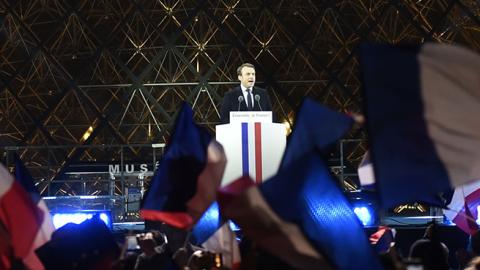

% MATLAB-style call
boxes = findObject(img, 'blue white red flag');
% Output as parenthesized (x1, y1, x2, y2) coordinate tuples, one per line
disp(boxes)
(444, 181, 480, 235)
(361, 43, 480, 208)
(218, 152, 383, 270)
(140, 103, 226, 229)
(369, 226, 396, 253)
(358, 151, 375, 189)
(0, 163, 43, 269)
(280, 98, 353, 169)
(14, 155, 55, 270)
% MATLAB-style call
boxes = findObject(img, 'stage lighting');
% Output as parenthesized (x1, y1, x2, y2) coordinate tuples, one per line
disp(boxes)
(353, 206, 375, 226)
(346, 191, 378, 227)
(52, 210, 113, 229)
(228, 220, 241, 232)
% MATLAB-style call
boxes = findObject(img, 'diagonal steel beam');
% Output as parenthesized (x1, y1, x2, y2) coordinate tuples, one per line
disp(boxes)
(131, 0, 217, 105)
(453, 0, 480, 27)
(4, 2, 142, 181)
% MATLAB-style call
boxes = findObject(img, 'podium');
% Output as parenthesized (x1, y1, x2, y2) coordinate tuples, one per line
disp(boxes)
(216, 111, 286, 186)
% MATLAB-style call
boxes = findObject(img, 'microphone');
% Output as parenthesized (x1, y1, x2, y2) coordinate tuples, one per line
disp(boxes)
(237, 96, 244, 111)
(254, 94, 263, 111)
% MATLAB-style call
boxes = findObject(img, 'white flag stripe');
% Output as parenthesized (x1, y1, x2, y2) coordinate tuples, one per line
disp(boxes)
(201, 222, 241, 269)
(444, 180, 480, 222)
(358, 151, 375, 186)
(420, 44, 480, 188)
(0, 164, 14, 197)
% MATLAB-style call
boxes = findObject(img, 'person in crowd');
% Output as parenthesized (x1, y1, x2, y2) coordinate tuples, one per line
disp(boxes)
(220, 63, 272, 124)
(35, 216, 120, 270)
(134, 231, 172, 270)
(408, 222, 449, 270)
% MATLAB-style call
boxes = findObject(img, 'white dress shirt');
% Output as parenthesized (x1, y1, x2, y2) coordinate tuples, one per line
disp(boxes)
(240, 85, 254, 108)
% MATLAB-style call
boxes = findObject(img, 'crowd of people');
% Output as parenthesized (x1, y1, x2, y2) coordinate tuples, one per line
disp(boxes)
(5, 215, 480, 270)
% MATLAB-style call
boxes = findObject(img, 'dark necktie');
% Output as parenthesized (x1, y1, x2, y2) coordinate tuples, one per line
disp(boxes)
(247, 89, 253, 110)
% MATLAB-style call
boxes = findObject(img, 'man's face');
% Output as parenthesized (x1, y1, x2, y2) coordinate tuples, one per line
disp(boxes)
(238, 66, 255, 88)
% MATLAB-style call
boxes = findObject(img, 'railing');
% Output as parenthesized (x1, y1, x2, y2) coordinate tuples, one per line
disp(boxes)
(4, 139, 367, 221)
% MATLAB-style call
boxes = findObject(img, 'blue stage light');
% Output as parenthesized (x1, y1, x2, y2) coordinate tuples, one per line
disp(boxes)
(52, 210, 112, 229)
(353, 206, 374, 226)
(229, 220, 241, 232)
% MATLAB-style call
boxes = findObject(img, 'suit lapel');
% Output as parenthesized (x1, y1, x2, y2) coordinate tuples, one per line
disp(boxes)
(236, 86, 261, 111)
(251, 87, 258, 110)
(234, 87, 248, 111)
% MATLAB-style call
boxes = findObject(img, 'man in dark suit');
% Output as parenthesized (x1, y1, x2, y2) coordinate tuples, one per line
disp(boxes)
(220, 63, 273, 124)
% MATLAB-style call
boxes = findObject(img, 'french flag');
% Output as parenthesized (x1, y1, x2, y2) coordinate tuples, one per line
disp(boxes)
(357, 151, 375, 189)
(0, 163, 43, 269)
(218, 152, 383, 270)
(14, 154, 56, 270)
(140, 103, 226, 229)
(444, 181, 480, 235)
(360, 43, 480, 209)
(191, 202, 241, 269)
(280, 98, 354, 169)
(369, 226, 396, 253)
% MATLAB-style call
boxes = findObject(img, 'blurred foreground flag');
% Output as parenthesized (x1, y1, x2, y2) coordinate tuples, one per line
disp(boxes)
(191, 203, 241, 269)
(201, 222, 241, 270)
(358, 151, 375, 188)
(280, 98, 353, 169)
(444, 180, 480, 235)
(369, 226, 396, 253)
(191, 202, 222, 246)
(361, 43, 480, 209)
(141, 103, 226, 229)
(14, 155, 55, 270)
(218, 152, 382, 270)
(0, 163, 43, 269)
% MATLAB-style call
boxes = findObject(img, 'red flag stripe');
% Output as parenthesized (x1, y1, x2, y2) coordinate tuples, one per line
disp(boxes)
(0, 181, 43, 259)
(254, 123, 262, 184)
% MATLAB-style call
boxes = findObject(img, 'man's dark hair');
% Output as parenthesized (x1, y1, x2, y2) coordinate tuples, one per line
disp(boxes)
(237, 63, 255, 76)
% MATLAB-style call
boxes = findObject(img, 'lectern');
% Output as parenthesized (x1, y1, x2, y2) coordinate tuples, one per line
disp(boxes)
(216, 111, 286, 186)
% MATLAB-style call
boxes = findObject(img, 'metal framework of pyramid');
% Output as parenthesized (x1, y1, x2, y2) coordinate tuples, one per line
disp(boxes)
(1, 0, 479, 196)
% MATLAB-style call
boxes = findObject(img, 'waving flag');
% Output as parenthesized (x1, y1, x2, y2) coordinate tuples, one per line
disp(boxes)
(191, 202, 223, 245)
(444, 180, 480, 235)
(140, 103, 226, 229)
(218, 152, 383, 270)
(358, 151, 375, 188)
(14, 155, 55, 270)
(280, 98, 353, 169)
(360, 43, 480, 209)
(369, 226, 396, 253)
(191, 202, 241, 269)
(0, 163, 43, 269)
(200, 222, 241, 269)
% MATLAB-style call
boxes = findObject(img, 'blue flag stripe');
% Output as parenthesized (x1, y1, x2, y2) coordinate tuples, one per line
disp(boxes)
(280, 98, 353, 169)
(361, 44, 451, 208)
(140, 103, 214, 228)
(260, 152, 383, 270)
(241, 123, 249, 176)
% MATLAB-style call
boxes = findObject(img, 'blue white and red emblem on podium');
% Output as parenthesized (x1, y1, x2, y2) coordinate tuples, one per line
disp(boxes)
(241, 122, 264, 184)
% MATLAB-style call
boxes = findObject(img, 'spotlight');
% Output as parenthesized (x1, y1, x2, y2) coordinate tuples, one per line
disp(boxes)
(353, 206, 375, 226)
(52, 210, 113, 229)
(228, 220, 241, 232)
(346, 191, 378, 227)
